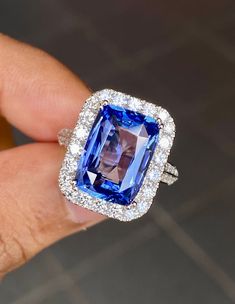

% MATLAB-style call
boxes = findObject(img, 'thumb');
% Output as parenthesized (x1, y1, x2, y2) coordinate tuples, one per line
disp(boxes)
(0, 143, 104, 277)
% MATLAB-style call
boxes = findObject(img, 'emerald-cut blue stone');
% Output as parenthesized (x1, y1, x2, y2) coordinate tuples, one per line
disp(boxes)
(75, 104, 159, 205)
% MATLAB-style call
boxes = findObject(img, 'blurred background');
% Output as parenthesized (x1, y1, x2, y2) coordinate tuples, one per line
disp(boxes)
(0, 0, 235, 303)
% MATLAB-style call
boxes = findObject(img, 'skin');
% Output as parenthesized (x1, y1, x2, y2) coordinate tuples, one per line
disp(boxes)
(0, 34, 105, 277)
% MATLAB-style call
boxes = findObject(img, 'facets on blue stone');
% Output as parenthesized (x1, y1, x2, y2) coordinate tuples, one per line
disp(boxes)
(75, 104, 159, 206)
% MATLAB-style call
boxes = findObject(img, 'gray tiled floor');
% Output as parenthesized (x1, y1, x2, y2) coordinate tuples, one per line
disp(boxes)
(42, 27, 114, 79)
(0, 0, 235, 303)
(181, 181, 235, 281)
(79, 235, 233, 304)
(0, 252, 60, 303)
(49, 215, 153, 270)
(37, 291, 74, 304)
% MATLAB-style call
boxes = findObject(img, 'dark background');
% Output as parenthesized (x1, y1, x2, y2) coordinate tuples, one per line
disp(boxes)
(1, 0, 235, 303)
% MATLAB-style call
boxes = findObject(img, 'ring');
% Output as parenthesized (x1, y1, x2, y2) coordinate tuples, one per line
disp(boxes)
(58, 89, 178, 221)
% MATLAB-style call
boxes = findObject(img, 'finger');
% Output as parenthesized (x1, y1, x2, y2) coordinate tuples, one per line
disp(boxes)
(0, 34, 90, 141)
(0, 143, 104, 276)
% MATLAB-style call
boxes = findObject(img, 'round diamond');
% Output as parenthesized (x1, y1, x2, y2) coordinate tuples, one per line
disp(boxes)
(159, 137, 170, 149)
(165, 121, 175, 133)
(144, 103, 157, 116)
(88, 99, 100, 110)
(114, 93, 124, 105)
(158, 109, 169, 122)
(154, 151, 167, 164)
(137, 201, 149, 213)
(76, 126, 88, 140)
(149, 169, 160, 180)
(99, 90, 110, 101)
(80, 111, 95, 124)
(70, 144, 82, 155)
(117, 96, 129, 107)
(65, 159, 77, 172)
(143, 187, 155, 199)
(131, 98, 143, 111)
(125, 209, 135, 220)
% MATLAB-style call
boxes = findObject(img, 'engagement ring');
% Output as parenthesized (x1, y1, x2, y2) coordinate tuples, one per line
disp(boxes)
(58, 89, 178, 221)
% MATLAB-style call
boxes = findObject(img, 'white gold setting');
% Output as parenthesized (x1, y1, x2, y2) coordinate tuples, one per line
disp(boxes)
(59, 89, 177, 221)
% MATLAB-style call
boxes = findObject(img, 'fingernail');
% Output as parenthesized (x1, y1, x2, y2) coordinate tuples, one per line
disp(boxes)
(65, 199, 105, 225)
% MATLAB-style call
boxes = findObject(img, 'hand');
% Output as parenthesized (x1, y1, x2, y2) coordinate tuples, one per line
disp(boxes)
(0, 34, 104, 277)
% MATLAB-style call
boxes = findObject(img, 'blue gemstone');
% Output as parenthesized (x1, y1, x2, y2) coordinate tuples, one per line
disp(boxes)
(75, 104, 159, 205)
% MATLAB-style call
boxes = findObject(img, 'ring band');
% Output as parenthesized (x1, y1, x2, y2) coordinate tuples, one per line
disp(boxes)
(58, 89, 178, 221)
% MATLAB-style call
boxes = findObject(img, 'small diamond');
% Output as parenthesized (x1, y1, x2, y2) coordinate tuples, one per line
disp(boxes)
(144, 103, 157, 116)
(158, 109, 169, 122)
(80, 111, 95, 124)
(149, 169, 160, 180)
(87, 98, 100, 111)
(64, 159, 77, 172)
(154, 151, 167, 164)
(117, 96, 129, 107)
(125, 209, 135, 220)
(143, 187, 155, 199)
(137, 201, 147, 213)
(165, 121, 175, 133)
(58, 128, 73, 146)
(131, 98, 143, 111)
(159, 137, 170, 149)
(99, 89, 110, 101)
(76, 127, 87, 140)
(70, 144, 81, 155)
(115, 93, 124, 103)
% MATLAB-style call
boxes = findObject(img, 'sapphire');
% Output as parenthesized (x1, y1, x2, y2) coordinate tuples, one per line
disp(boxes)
(75, 104, 159, 205)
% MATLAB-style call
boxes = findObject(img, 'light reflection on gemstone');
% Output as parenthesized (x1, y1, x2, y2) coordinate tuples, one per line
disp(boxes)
(75, 104, 159, 205)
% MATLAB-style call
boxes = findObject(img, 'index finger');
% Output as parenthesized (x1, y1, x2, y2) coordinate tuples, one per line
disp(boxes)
(0, 34, 90, 141)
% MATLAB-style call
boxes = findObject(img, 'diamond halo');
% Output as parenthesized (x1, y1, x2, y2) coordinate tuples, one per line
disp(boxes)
(59, 89, 176, 221)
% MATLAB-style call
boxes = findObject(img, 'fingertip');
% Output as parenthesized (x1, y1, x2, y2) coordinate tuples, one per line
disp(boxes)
(66, 199, 106, 226)
(0, 35, 91, 141)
